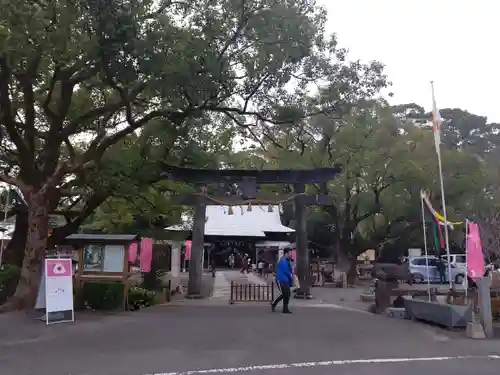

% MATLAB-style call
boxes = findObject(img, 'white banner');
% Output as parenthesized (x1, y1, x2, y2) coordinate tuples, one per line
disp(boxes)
(45, 258, 74, 325)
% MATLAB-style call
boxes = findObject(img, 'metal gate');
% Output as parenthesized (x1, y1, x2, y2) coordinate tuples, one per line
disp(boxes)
(229, 281, 274, 304)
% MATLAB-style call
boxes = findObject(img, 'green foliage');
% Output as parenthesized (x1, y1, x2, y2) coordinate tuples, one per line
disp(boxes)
(0, 265, 20, 305)
(232, 98, 500, 259)
(127, 286, 156, 311)
(80, 281, 156, 311)
(81, 282, 124, 310)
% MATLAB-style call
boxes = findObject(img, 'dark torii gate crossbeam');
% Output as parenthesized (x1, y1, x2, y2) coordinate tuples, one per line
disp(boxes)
(161, 164, 341, 299)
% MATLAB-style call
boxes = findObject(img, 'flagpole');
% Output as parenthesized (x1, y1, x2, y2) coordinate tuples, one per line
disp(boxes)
(437, 146, 453, 288)
(431, 81, 453, 289)
(421, 195, 431, 301)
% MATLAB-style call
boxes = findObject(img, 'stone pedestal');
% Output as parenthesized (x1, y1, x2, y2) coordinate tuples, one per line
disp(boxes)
(171, 241, 182, 292)
(477, 277, 494, 338)
(466, 321, 486, 339)
(387, 307, 407, 320)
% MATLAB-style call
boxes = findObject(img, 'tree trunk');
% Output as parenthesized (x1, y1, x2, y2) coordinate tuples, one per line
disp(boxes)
(2, 193, 50, 310)
(337, 234, 358, 287)
(346, 257, 358, 286)
(1, 209, 28, 268)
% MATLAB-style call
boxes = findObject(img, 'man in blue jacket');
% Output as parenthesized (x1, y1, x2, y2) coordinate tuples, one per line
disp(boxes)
(271, 249, 293, 313)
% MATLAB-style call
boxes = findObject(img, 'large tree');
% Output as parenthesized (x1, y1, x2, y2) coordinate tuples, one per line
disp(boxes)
(248, 100, 497, 277)
(0, 0, 342, 308)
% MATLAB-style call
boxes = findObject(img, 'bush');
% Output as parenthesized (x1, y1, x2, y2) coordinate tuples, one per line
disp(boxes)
(0, 265, 20, 305)
(127, 286, 156, 311)
(81, 282, 124, 310)
(81, 282, 157, 311)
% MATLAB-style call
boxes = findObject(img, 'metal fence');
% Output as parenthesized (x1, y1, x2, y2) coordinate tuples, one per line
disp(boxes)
(229, 281, 275, 304)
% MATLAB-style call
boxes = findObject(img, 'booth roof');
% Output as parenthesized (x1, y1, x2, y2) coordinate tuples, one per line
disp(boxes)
(65, 233, 139, 243)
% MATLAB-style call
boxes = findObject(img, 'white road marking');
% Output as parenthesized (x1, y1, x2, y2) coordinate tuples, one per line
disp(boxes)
(146, 355, 500, 375)
(304, 302, 372, 314)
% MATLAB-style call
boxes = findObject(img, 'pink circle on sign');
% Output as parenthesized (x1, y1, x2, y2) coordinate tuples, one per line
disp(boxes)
(46, 259, 72, 277)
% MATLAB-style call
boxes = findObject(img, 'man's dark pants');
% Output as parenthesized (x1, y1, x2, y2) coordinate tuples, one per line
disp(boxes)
(271, 280, 291, 312)
(439, 269, 446, 283)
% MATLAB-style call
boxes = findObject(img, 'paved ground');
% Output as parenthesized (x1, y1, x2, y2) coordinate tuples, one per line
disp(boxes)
(1, 270, 499, 375)
(1, 304, 499, 375)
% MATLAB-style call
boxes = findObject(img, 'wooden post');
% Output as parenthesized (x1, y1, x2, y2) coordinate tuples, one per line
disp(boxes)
(294, 183, 311, 299)
(187, 185, 206, 298)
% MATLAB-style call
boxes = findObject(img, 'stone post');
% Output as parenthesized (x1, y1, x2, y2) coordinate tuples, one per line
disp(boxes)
(477, 277, 494, 338)
(171, 241, 181, 292)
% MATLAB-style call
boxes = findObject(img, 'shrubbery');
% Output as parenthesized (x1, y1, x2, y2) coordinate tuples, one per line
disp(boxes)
(127, 286, 156, 311)
(0, 264, 20, 305)
(80, 282, 157, 311)
(1, 264, 160, 311)
(81, 282, 125, 310)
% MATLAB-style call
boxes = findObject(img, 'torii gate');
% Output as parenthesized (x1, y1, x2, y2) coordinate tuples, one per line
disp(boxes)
(161, 164, 341, 299)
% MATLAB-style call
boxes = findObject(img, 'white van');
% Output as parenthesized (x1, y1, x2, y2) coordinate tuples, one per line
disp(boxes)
(446, 254, 466, 273)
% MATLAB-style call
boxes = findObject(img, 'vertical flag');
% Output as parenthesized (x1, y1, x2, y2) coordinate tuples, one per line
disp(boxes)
(184, 240, 192, 260)
(466, 221, 484, 280)
(140, 238, 153, 273)
(128, 241, 138, 263)
(431, 81, 442, 155)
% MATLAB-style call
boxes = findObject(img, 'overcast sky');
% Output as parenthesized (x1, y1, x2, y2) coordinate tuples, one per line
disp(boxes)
(318, 0, 499, 122)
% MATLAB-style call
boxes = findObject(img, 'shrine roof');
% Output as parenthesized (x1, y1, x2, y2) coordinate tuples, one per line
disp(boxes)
(255, 240, 293, 248)
(65, 233, 139, 243)
(165, 205, 295, 237)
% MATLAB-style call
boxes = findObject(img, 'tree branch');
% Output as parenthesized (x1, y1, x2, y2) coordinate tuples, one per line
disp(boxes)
(0, 174, 23, 187)
(0, 57, 30, 165)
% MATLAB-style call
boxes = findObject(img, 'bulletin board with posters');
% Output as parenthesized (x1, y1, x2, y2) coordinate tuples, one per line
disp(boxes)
(64, 233, 140, 310)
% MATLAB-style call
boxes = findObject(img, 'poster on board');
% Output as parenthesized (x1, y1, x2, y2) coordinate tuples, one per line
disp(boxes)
(45, 258, 74, 325)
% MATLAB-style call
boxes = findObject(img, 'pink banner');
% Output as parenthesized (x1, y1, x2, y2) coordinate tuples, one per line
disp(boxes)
(46, 259, 72, 277)
(466, 222, 485, 280)
(185, 240, 192, 260)
(140, 238, 153, 273)
(290, 249, 296, 261)
(128, 242, 138, 263)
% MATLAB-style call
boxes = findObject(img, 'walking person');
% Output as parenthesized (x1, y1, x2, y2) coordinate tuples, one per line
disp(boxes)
(210, 257, 216, 278)
(240, 253, 248, 273)
(435, 257, 446, 284)
(271, 249, 293, 314)
(258, 259, 264, 276)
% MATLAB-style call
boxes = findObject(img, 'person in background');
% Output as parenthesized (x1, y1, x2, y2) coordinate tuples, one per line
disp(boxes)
(271, 248, 293, 314)
(210, 257, 216, 277)
(435, 257, 446, 284)
(258, 259, 264, 276)
(241, 253, 248, 273)
(228, 253, 235, 268)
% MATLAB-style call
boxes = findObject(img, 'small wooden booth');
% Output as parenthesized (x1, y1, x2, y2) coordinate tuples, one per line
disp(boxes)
(64, 233, 140, 309)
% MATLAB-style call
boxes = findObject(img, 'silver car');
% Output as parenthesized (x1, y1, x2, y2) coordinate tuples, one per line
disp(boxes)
(408, 256, 465, 284)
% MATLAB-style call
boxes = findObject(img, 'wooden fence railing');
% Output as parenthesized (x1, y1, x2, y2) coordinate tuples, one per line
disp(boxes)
(229, 281, 274, 304)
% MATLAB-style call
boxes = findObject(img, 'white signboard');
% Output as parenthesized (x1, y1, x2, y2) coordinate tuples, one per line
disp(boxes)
(45, 258, 74, 325)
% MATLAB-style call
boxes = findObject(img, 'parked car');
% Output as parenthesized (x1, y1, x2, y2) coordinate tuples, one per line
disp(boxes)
(408, 256, 465, 284)
(447, 254, 467, 273)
